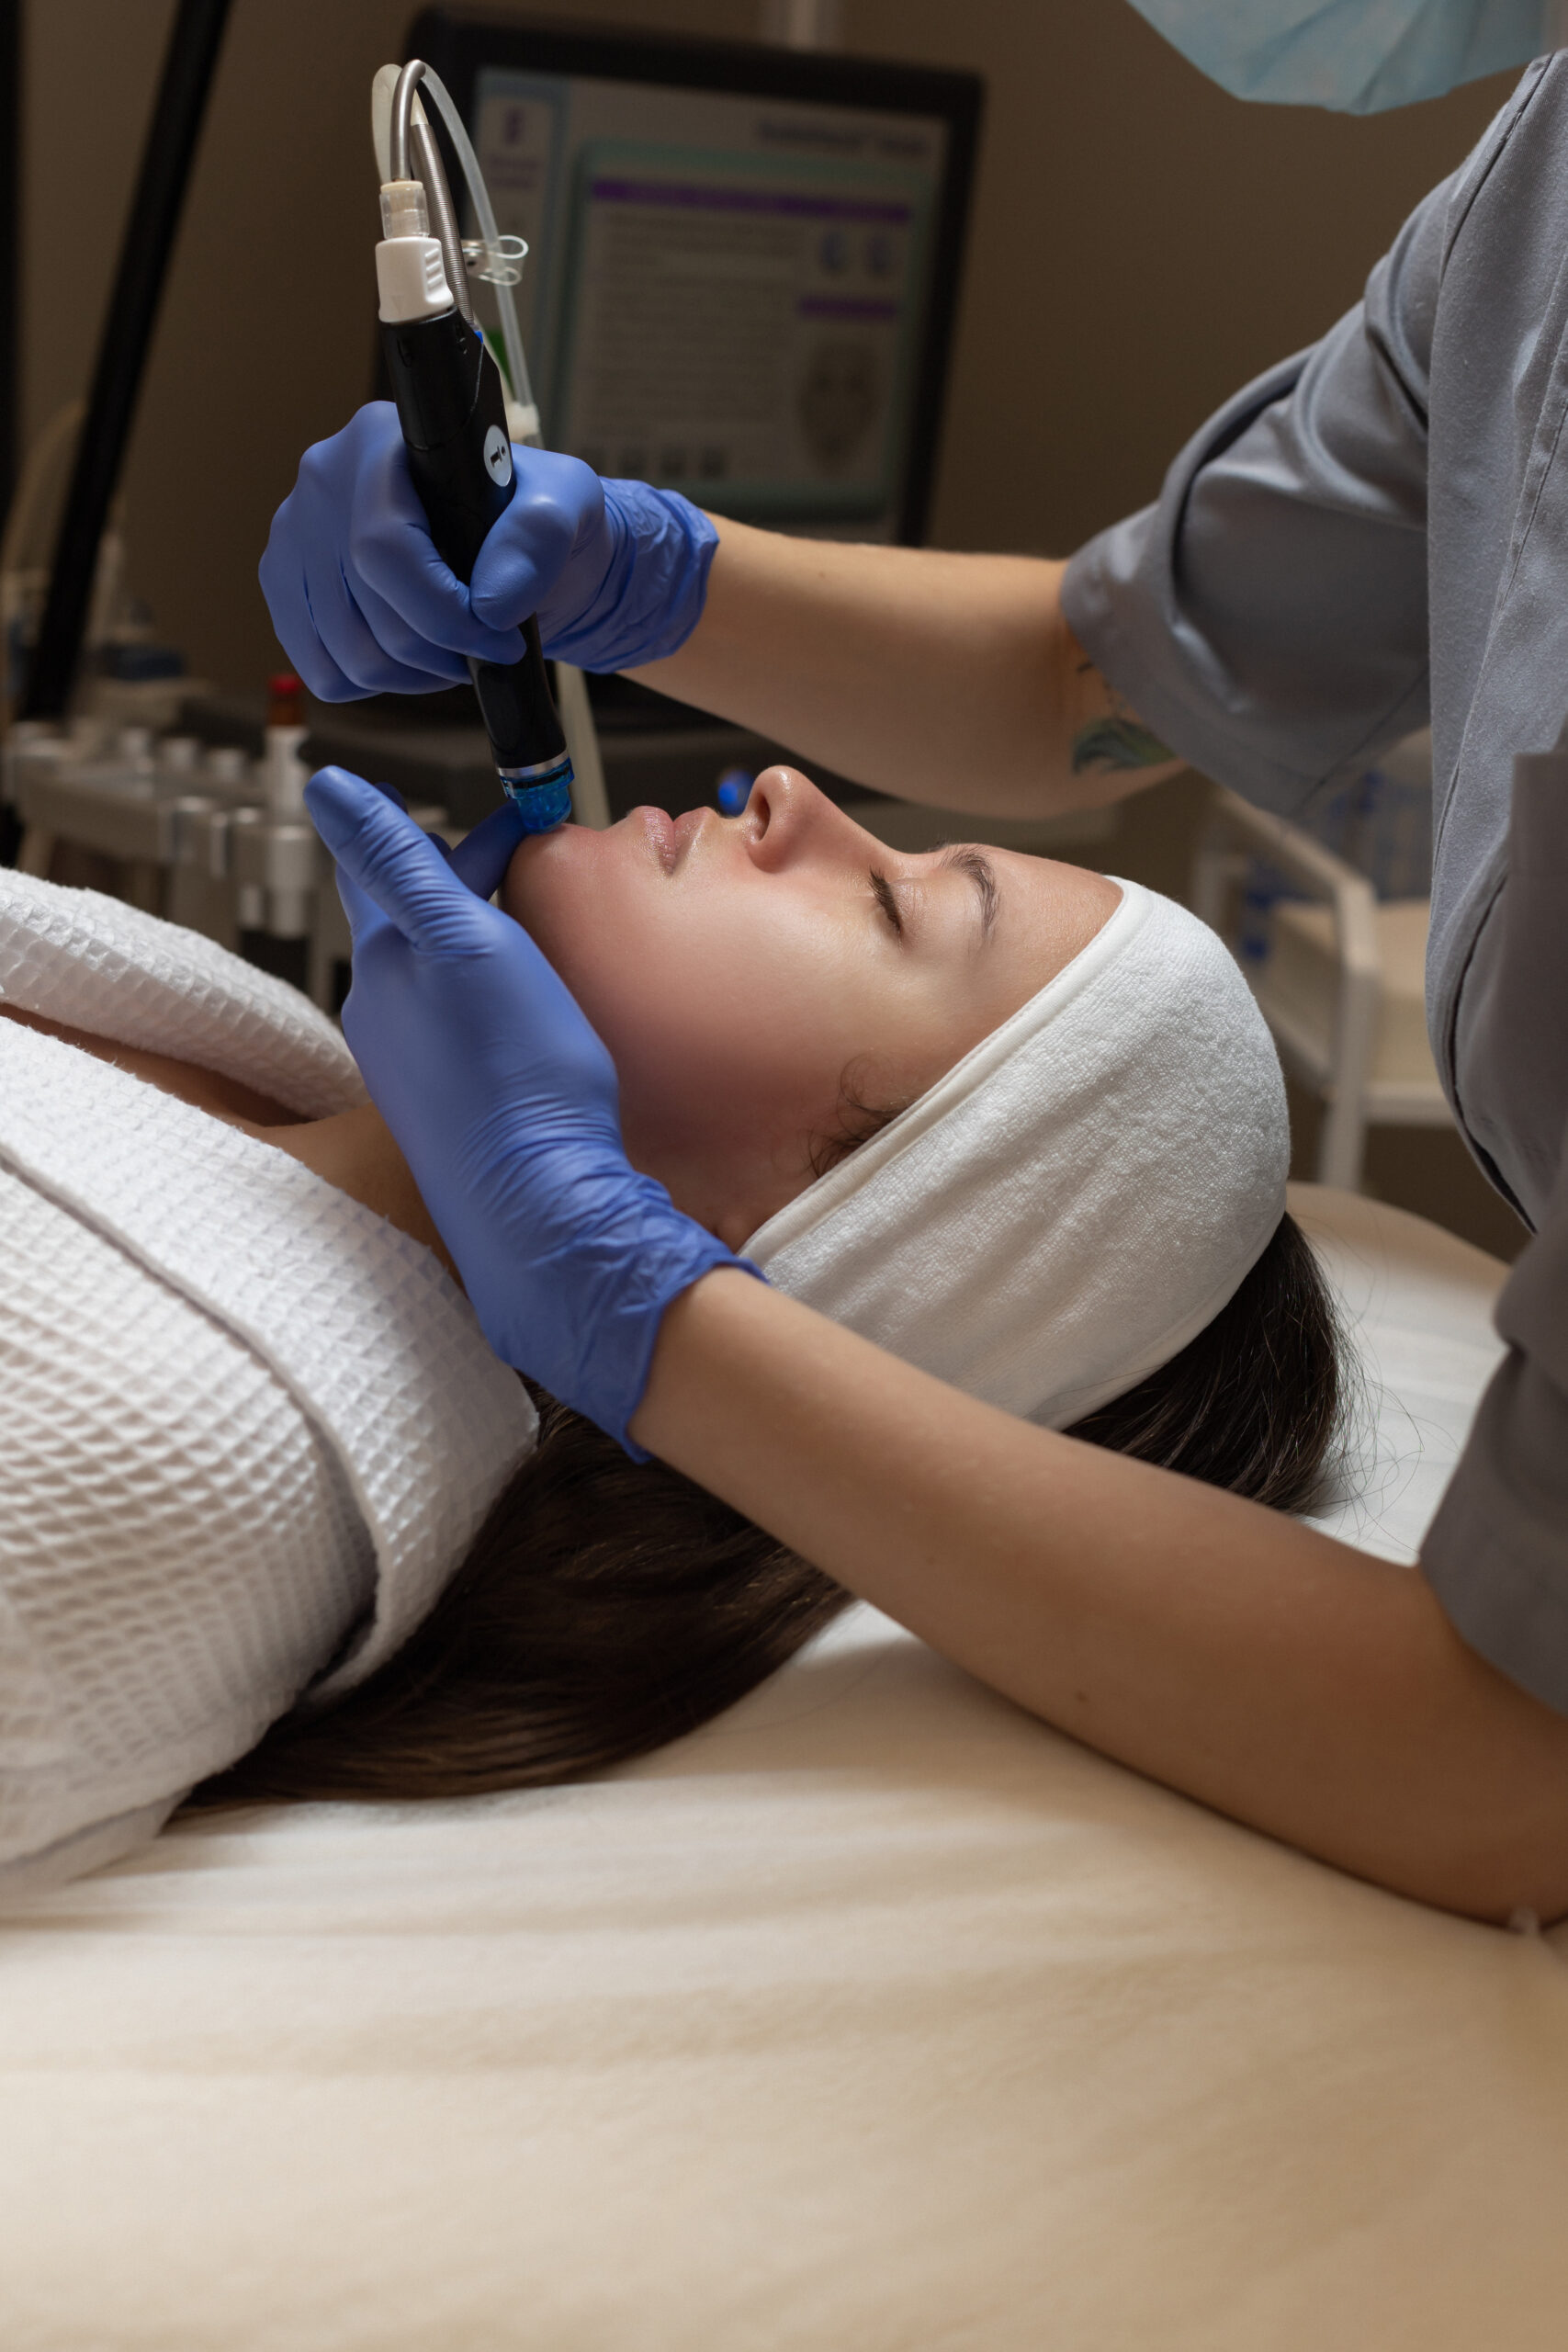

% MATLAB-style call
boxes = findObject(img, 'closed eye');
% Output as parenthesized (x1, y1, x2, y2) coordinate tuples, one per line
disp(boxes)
(869, 866, 904, 939)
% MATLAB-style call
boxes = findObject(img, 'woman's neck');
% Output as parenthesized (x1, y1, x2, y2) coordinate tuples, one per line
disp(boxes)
(0, 1002, 457, 1279)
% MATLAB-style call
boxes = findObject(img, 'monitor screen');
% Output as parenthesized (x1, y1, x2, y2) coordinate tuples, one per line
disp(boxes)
(408, 14, 982, 544)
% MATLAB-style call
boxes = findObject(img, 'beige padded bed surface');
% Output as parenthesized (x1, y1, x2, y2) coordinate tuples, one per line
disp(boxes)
(2, 1186, 1564, 2350)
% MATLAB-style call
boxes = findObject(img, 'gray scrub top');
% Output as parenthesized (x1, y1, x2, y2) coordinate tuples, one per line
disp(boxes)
(1063, 52, 1568, 1715)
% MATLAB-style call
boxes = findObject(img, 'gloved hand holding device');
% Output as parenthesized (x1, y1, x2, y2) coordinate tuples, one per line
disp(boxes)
(304, 765, 746, 1453)
(261, 403, 719, 704)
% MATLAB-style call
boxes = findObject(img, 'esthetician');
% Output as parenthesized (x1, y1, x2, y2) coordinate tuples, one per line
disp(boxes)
(264, 0, 1568, 1923)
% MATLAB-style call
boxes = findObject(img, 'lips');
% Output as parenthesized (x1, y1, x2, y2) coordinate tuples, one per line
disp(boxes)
(670, 808, 705, 867)
(637, 805, 705, 874)
(637, 806, 678, 873)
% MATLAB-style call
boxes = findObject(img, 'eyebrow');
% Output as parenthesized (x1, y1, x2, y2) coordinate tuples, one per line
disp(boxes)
(942, 847, 998, 942)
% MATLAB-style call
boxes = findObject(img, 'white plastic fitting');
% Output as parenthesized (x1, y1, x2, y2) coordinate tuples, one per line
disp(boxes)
(376, 177, 454, 323)
(263, 724, 309, 821)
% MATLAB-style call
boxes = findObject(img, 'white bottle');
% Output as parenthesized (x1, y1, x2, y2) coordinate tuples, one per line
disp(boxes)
(264, 672, 309, 820)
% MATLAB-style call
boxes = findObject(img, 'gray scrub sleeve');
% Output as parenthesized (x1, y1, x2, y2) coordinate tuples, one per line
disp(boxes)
(1061, 59, 1568, 1719)
(1421, 728, 1568, 1713)
(1422, 1179, 1568, 1715)
(1062, 179, 1445, 818)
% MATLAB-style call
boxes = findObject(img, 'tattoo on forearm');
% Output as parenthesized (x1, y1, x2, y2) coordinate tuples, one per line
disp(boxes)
(1069, 711, 1175, 775)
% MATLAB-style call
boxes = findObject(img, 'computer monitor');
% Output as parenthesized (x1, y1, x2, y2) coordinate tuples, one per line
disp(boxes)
(407, 11, 983, 545)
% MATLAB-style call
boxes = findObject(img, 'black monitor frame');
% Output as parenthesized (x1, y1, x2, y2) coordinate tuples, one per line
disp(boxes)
(405, 7, 983, 547)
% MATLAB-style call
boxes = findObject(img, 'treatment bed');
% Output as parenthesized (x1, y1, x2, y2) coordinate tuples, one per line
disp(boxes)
(2, 1183, 1564, 2349)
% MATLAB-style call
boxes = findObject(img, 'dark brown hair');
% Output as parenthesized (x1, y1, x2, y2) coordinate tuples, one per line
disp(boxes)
(192, 1210, 1343, 1809)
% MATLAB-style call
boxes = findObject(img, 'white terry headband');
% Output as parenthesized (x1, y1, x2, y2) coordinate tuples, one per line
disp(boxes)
(744, 878, 1289, 1429)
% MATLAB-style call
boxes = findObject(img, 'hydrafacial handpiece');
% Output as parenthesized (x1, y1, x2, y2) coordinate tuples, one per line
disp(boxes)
(374, 59, 572, 832)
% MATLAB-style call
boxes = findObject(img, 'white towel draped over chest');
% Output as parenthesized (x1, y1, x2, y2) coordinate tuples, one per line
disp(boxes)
(0, 872, 536, 1891)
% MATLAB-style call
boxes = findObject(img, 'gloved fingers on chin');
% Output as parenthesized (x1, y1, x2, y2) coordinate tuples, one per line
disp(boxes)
(331, 855, 393, 952)
(313, 792, 417, 957)
(450, 798, 529, 899)
(305, 767, 496, 954)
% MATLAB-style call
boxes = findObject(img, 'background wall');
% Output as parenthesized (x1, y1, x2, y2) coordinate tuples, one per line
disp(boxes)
(21, 0, 1516, 688)
(17, 0, 1529, 1254)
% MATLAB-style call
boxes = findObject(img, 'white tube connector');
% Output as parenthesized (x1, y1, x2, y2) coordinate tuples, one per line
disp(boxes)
(263, 724, 308, 821)
(376, 179, 454, 323)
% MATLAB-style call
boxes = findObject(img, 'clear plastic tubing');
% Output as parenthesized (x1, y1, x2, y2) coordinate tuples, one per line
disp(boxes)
(380, 61, 536, 428)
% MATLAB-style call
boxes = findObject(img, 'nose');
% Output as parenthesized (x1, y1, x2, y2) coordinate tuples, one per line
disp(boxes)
(741, 765, 870, 874)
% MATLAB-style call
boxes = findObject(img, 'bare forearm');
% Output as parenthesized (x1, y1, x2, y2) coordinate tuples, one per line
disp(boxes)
(629, 518, 1179, 820)
(632, 1271, 1568, 1922)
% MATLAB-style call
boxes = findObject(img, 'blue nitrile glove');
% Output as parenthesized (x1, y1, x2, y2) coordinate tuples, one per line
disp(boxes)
(304, 766, 746, 1453)
(261, 402, 719, 702)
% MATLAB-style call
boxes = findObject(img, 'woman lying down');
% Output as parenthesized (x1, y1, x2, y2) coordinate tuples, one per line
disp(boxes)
(0, 765, 1338, 1885)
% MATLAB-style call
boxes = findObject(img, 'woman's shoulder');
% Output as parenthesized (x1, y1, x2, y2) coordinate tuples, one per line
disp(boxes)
(0, 867, 364, 1118)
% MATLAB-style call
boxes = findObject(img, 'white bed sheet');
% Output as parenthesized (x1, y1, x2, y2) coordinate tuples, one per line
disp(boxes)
(3, 1185, 1565, 2350)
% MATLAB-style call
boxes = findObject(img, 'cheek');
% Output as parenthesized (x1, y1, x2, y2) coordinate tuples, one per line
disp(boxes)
(602, 907, 845, 1148)
(502, 838, 860, 1142)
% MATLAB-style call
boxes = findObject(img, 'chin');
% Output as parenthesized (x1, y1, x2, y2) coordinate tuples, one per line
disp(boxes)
(500, 822, 583, 925)
(499, 823, 637, 1010)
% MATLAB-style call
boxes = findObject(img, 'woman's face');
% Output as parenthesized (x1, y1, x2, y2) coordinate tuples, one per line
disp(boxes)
(502, 767, 1120, 1245)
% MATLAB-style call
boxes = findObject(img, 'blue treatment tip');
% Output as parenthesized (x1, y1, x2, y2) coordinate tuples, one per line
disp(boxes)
(502, 762, 574, 833)
(716, 767, 754, 816)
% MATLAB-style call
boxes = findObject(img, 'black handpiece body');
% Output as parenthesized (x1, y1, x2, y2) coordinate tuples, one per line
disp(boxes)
(379, 308, 572, 815)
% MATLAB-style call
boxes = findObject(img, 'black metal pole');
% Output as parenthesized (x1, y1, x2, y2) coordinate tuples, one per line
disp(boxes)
(1, 0, 22, 865)
(0, 0, 20, 538)
(18, 0, 233, 721)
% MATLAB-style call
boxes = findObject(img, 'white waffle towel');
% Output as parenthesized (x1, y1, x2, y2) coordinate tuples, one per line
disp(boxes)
(746, 879, 1290, 1428)
(0, 873, 535, 1889)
